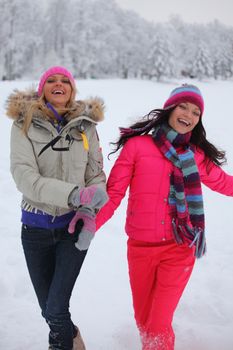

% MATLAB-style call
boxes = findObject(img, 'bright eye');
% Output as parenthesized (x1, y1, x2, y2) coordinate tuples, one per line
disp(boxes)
(193, 111, 201, 117)
(178, 104, 187, 110)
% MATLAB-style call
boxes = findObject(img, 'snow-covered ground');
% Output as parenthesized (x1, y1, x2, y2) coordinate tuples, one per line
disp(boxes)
(0, 78, 233, 350)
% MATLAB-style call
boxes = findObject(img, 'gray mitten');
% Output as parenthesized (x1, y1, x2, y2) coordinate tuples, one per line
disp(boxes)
(68, 185, 108, 210)
(69, 207, 96, 251)
(75, 230, 94, 251)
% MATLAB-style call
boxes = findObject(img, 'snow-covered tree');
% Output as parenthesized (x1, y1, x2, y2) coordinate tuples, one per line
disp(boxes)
(146, 32, 175, 81)
(190, 42, 214, 79)
(0, 0, 43, 79)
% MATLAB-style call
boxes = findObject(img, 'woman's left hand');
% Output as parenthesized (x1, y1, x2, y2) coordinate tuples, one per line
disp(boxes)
(68, 207, 96, 251)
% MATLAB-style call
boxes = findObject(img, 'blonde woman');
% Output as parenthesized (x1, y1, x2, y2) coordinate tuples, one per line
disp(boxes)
(6, 66, 108, 350)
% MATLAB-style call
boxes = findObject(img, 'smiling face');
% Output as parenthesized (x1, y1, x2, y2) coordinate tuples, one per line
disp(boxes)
(43, 74, 72, 108)
(168, 102, 201, 134)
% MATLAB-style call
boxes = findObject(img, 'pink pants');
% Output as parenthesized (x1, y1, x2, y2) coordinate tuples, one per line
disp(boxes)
(127, 239, 195, 350)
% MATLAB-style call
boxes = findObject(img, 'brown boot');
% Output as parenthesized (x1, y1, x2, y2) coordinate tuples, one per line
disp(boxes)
(73, 328, 86, 350)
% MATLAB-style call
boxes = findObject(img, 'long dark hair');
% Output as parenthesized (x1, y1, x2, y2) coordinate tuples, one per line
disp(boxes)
(109, 107, 226, 167)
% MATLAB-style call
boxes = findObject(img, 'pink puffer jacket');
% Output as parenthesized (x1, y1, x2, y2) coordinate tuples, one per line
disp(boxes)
(96, 135, 233, 243)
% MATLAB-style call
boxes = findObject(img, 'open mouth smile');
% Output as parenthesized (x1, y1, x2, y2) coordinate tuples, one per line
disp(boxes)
(177, 118, 191, 127)
(52, 90, 65, 95)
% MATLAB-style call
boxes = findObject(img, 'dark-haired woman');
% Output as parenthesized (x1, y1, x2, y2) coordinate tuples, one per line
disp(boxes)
(91, 84, 233, 349)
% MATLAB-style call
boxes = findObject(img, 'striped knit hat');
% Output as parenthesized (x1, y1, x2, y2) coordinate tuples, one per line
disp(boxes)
(37, 66, 76, 98)
(163, 84, 204, 116)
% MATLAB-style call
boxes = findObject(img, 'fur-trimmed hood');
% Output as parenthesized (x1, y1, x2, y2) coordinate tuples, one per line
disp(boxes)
(6, 89, 105, 123)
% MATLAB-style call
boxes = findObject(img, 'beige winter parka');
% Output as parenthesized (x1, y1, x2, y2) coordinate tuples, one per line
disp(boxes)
(6, 90, 106, 217)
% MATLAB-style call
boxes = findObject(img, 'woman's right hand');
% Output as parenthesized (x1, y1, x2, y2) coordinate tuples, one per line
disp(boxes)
(68, 185, 108, 209)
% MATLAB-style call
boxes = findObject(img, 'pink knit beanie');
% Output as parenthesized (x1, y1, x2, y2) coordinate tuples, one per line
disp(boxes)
(163, 84, 204, 116)
(37, 66, 76, 97)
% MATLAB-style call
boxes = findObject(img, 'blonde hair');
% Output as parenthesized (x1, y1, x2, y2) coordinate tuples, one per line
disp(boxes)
(22, 88, 77, 135)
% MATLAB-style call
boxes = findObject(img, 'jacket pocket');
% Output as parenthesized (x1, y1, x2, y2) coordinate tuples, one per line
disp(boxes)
(28, 124, 53, 144)
(127, 195, 158, 230)
(88, 147, 103, 173)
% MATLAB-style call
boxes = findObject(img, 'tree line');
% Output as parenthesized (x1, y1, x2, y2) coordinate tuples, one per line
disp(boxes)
(1, 0, 233, 81)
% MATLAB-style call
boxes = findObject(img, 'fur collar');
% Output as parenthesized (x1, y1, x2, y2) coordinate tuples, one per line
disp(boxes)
(6, 89, 105, 123)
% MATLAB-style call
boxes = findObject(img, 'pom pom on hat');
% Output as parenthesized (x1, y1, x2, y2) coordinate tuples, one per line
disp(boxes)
(37, 66, 76, 97)
(163, 84, 204, 116)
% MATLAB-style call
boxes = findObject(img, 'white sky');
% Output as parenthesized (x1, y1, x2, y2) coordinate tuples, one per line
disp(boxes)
(115, 0, 233, 26)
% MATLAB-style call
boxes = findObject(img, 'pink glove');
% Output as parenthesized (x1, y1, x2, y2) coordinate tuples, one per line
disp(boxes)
(68, 185, 108, 210)
(68, 208, 96, 251)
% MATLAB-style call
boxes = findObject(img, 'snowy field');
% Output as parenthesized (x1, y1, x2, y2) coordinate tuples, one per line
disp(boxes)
(0, 78, 233, 350)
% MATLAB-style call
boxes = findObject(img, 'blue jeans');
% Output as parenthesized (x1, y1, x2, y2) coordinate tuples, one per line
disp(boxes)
(21, 224, 87, 350)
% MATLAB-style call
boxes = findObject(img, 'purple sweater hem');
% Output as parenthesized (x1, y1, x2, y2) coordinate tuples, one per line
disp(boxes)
(21, 210, 75, 229)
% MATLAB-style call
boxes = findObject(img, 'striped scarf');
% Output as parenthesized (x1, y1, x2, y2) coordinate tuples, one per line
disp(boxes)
(152, 123, 206, 258)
